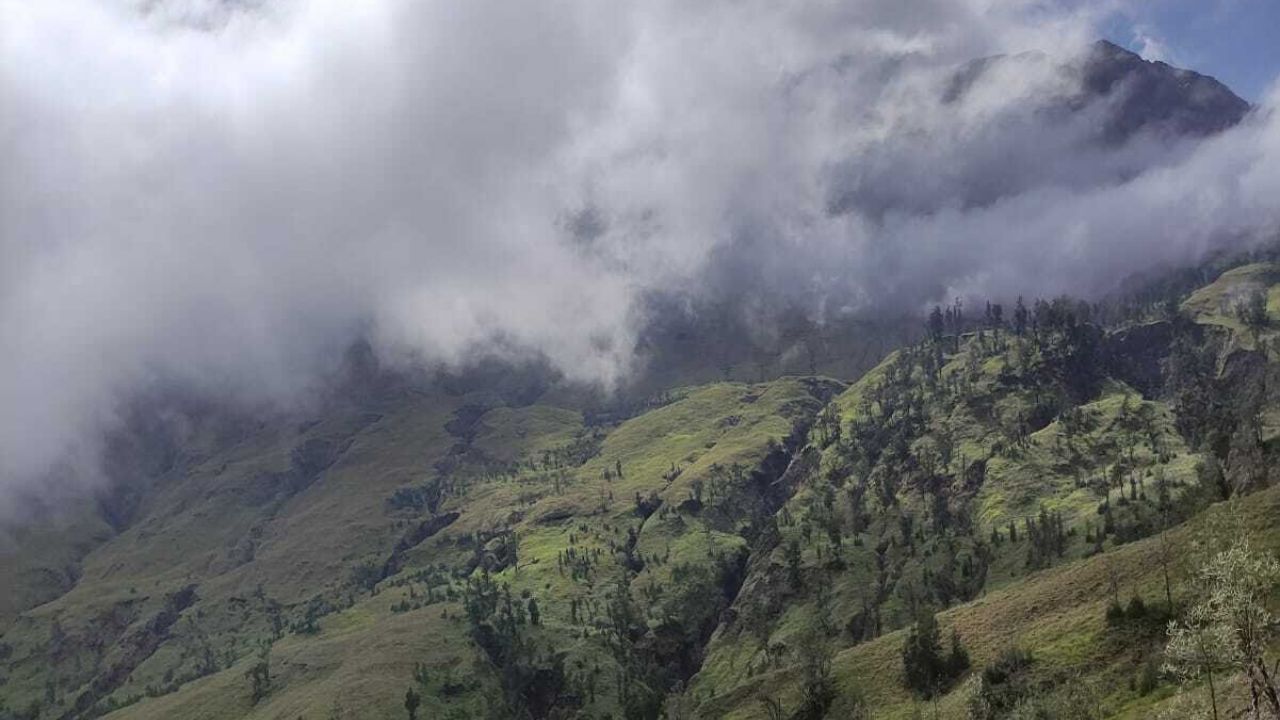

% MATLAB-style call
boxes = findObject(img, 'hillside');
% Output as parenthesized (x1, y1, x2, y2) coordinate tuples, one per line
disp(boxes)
(8, 0, 1280, 716)
(686, 263, 1280, 719)
(4, 259, 1280, 720)
(0, 365, 842, 719)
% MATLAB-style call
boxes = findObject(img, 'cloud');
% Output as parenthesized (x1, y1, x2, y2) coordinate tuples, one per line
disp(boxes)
(1, 0, 1278, 500)
(1130, 24, 1174, 63)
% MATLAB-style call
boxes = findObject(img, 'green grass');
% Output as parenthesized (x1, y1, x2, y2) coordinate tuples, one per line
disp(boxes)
(696, 486, 1280, 719)
(471, 405, 583, 464)
(8, 262, 1280, 720)
(101, 598, 490, 720)
(680, 306, 1243, 719)
(0, 377, 836, 719)
(979, 385, 1194, 531)
(1181, 262, 1280, 328)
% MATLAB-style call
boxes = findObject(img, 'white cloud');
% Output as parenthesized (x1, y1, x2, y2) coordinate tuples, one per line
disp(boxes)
(1132, 24, 1174, 63)
(0, 0, 1276, 502)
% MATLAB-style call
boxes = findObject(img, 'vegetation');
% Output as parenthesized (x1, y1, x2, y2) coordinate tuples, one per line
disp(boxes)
(1165, 531, 1280, 718)
(900, 611, 969, 698)
(7, 255, 1280, 719)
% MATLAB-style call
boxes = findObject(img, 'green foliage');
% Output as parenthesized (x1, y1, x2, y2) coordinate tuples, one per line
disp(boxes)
(244, 646, 270, 704)
(793, 616, 836, 720)
(462, 572, 577, 719)
(1104, 593, 1171, 640)
(1234, 288, 1269, 334)
(403, 687, 420, 720)
(901, 611, 969, 698)
(1164, 534, 1280, 716)
(350, 560, 384, 592)
(966, 647, 1035, 719)
(12, 259, 1280, 720)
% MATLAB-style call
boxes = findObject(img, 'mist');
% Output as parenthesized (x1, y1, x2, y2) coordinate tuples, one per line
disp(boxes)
(2, 0, 1279, 501)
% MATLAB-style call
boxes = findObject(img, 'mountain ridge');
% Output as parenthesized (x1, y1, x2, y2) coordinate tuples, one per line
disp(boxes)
(3, 43, 1279, 720)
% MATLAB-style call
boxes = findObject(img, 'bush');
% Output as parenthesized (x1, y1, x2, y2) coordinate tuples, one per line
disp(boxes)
(967, 648, 1035, 719)
(1104, 594, 1170, 638)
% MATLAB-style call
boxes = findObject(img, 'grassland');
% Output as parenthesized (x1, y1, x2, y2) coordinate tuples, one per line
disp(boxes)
(0, 376, 837, 720)
(6, 262, 1280, 720)
(696, 485, 1280, 719)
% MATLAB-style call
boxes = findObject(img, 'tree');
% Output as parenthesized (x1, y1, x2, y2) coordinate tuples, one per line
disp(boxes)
(902, 611, 968, 698)
(1165, 537, 1280, 718)
(785, 538, 804, 591)
(902, 612, 941, 697)
(947, 628, 971, 677)
(404, 687, 421, 720)
(245, 646, 271, 703)
(928, 306, 945, 343)
(1235, 289, 1268, 335)
(795, 616, 835, 719)
(966, 647, 1035, 719)
(1157, 507, 1175, 614)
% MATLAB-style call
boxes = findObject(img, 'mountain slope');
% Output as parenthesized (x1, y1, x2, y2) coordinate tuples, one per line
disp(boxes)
(0, 373, 840, 719)
(3, 257, 1279, 720)
(683, 262, 1280, 719)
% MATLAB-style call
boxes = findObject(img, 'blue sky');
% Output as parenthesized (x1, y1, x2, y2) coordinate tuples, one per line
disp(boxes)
(1106, 0, 1280, 101)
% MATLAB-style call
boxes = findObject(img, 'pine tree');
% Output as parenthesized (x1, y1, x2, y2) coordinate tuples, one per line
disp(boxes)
(902, 611, 970, 698)
(946, 628, 971, 677)
(902, 611, 944, 697)
(404, 687, 421, 720)
(245, 646, 271, 703)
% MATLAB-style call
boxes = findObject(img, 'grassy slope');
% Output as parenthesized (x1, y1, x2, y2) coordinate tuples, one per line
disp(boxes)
(688, 324, 1199, 708)
(0, 377, 834, 720)
(7, 264, 1280, 720)
(1180, 262, 1280, 339)
(699, 486, 1280, 719)
(1, 389, 471, 718)
(1180, 261, 1280, 442)
(688, 264, 1280, 719)
(398, 378, 835, 720)
(0, 497, 115, 627)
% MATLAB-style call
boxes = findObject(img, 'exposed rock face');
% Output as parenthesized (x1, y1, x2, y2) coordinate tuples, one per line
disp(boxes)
(1103, 320, 1182, 397)
(1081, 40, 1250, 143)
(948, 40, 1250, 144)
(826, 39, 1250, 226)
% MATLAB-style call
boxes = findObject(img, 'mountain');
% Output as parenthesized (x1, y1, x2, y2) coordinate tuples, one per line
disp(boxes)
(3, 47, 1280, 720)
(828, 40, 1251, 229)
(946, 40, 1251, 142)
(5, 248, 1280, 719)
(1081, 40, 1251, 141)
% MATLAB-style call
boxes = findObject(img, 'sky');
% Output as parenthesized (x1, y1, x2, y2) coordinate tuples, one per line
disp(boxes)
(3, 0, 1280, 508)
(1111, 0, 1280, 100)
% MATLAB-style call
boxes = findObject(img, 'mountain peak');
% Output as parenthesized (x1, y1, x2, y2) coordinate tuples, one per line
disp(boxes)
(1083, 38, 1251, 139)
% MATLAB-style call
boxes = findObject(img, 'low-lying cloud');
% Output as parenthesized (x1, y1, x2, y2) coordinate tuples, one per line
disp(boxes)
(1, 0, 1278, 499)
